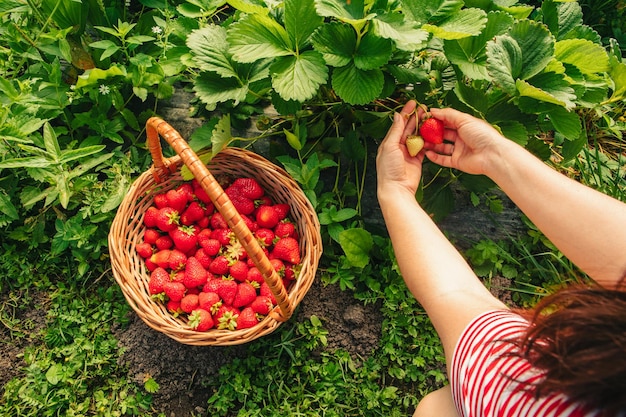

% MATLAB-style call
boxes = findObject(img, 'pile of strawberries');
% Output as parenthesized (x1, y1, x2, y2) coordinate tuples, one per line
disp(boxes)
(136, 177, 301, 332)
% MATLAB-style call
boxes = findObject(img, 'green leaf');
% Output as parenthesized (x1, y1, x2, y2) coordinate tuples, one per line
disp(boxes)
(354, 33, 393, 70)
(285, 0, 322, 50)
(187, 25, 237, 78)
(370, 12, 430, 51)
(607, 59, 626, 104)
(541, 0, 583, 40)
(193, 72, 248, 107)
(423, 8, 488, 40)
(314, 0, 370, 23)
(486, 34, 522, 94)
(270, 51, 328, 102)
(401, 0, 464, 25)
(59, 146, 106, 165)
(227, 0, 268, 14)
(0, 192, 18, 221)
(555, 39, 610, 75)
(519, 71, 576, 109)
(332, 63, 383, 105)
(338, 228, 373, 268)
(211, 114, 233, 154)
(311, 22, 356, 67)
(43, 123, 61, 160)
(444, 11, 514, 80)
(516, 79, 566, 107)
(227, 14, 293, 63)
(0, 156, 51, 169)
(45, 363, 64, 385)
(75, 66, 127, 89)
(509, 20, 555, 81)
(547, 106, 581, 140)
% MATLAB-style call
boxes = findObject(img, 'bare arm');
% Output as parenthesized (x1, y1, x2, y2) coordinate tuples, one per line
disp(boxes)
(427, 107, 626, 288)
(376, 102, 506, 366)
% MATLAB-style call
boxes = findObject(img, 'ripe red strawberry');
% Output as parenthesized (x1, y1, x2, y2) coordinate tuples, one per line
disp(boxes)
(194, 247, 213, 269)
(192, 179, 211, 204)
(144, 257, 158, 272)
(150, 249, 171, 269)
(269, 258, 285, 276)
(232, 178, 265, 199)
(180, 201, 205, 225)
(177, 183, 194, 201)
(143, 206, 160, 228)
(284, 264, 299, 281)
(255, 205, 279, 229)
(169, 225, 198, 253)
(143, 228, 161, 245)
(136, 242, 153, 259)
(228, 192, 256, 216)
(168, 249, 187, 271)
(196, 215, 210, 229)
(250, 295, 273, 315)
(419, 116, 445, 144)
(256, 195, 273, 207)
(271, 237, 301, 264)
(166, 188, 189, 213)
(153, 193, 169, 209)
(210, 212, 229, 229)
(155, 235, 174, 251)
(155, 207, 179, 232)
(188, 308, 214, 331)
(211, 228, 233, 246)
(200, 238, 222, 257)
(260, 281, 277, 304)
(163, 281, 186, 302)
(273, 203, 290, 220)
(246, 266, 264, 285)
(182, 256, 208, 289)
(149, 267, 170, 295)
(274, 221, 296, 238)
(215, 279, 238, 306)
(198, 291, 222, 314)
(236, 307, 259, 329)
(240, 213, 257, 232)
(215, 305, 239, 330)
(202, 278, 221, 294)
(171, 270, 185, 283)
(209, 255, 230, 276)
(232, 282, 257, 308)
(255, 228, 275, 247)
(166, 299, 183, 316)
(229, 260, 249, 282)
(180, 293, 200, 313)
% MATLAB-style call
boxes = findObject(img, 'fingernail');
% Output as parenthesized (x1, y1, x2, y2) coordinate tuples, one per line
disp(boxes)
(393, 112, 401, 123)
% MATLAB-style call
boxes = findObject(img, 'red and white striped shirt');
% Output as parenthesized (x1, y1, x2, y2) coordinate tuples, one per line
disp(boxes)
(450, 310, 604, 417)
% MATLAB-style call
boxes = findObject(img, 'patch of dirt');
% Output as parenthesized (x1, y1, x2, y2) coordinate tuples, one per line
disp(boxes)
(114, 278, 383, 417)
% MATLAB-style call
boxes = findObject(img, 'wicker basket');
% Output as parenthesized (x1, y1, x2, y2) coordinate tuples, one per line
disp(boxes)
(109, 117, 322, 345)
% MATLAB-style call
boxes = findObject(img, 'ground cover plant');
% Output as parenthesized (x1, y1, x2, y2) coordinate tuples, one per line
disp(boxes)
(1, 0, 625, 415)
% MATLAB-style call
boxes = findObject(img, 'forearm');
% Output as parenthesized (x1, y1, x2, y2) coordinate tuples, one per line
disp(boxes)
(378, 186, 506, 361)
(485, 140, 626, 287)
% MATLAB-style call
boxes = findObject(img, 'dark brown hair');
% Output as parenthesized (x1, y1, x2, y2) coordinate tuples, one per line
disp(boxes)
(514, 283, 626, 415)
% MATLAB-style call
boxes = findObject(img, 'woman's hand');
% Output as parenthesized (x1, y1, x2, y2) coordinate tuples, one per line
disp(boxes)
(376, 100, 426, 196)
(424, 107, 504, 177)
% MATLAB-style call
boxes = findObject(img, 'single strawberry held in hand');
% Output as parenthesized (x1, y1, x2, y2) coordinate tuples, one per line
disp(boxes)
(406, 135, 425, 157)
(419, 116, 444, 144)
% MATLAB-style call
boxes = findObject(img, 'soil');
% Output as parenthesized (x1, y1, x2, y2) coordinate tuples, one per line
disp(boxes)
(0, 92, 524, 416)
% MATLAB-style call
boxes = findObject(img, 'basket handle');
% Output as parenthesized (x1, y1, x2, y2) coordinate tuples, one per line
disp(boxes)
(146, 117, 293, 322)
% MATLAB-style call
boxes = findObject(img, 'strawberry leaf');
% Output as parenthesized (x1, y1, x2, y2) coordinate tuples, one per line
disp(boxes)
(338, 228, 373, 269)
(285, 0, 322, 51)
(270, 51, 328, 102)
(331, 63, 384, 105)
(422, 8, 488, 40)
(227, 14, 293, 63)
(311, 22, 355, 67)
(370, 12, 430, 51)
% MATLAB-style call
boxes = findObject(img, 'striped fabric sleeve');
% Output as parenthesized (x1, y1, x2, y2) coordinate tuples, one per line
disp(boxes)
(449, 310, 602, 417)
